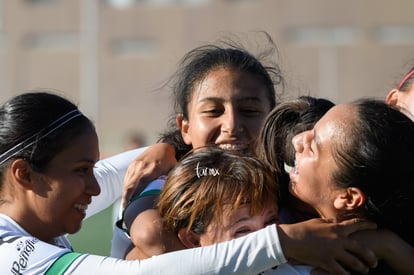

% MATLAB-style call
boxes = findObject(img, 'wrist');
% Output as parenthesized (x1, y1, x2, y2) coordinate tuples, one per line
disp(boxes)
(276, 224, 297, 261)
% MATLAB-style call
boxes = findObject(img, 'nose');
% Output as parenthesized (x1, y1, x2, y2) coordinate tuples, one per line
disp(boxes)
(86, 175, 101, 197)
(221, 109, 244, 135)
(292, 132, 305, 153)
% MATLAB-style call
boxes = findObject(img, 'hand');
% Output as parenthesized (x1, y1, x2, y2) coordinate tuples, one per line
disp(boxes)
(351, 229, 414, 275)
(278, 218, 378, 275)
(121, 143, 177, 208)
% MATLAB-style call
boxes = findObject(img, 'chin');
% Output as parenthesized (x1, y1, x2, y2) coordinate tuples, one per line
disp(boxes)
(288, 181, 295, 194)
(67, 223, 82, 235)
(288, 182, 302, 201)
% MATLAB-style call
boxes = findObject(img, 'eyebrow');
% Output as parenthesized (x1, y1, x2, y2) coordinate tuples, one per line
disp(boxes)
(75, 158, 98, 165)
(199, 96, 264, 104)
(229, 216, 251, 227)
(228, 208, 277, 228)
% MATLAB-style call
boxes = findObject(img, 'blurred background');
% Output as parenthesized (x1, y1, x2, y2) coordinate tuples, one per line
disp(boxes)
(1, 0, 413, 256)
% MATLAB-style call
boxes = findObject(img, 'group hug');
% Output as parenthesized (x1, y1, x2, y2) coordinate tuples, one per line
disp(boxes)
(1, 32, 413, 274)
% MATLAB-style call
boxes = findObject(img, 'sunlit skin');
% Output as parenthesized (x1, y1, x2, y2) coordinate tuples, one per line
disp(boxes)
(289, 104, 358, 221)
(0, 127, 101, 243)
(179, 203, 279, 247)
(178, 67, 272, 154)
(386, 82, 414, 120)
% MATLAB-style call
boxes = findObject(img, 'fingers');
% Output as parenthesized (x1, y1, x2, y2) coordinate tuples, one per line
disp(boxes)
(313, 244, 373, 275)
(121, 160, 153, 208)
(330, 220, 378, 272)
(342, 238, 378, 270)
(121, 143, 178, 209)
(336, 253, 369, 274)
(320, 235, 376, 274)
(278, 219, 377, 275)
(130, 162, 158, 197)
(310, 267, 331, 275)
(315, 260, 351, 275)
(317, 244, 374, 275)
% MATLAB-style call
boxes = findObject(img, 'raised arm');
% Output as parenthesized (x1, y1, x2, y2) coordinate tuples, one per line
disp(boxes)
(88, 147, 148, 218)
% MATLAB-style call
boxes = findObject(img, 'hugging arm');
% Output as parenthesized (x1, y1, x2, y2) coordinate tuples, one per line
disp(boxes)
(278, 218, 378, 275)
(351, 229, 414, 274)
(73, 225, 286, 274)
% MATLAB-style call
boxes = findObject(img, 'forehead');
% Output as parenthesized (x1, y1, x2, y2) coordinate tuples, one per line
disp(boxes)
(49, 127, 99, 166)
(314, 104, 356, 139)
(192, 67, 268, 100)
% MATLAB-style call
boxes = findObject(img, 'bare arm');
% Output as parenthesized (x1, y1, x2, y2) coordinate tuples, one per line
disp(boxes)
(126, 208, 185, 260)
(278, 218, 378, 275)
(351, 229, 414, 274)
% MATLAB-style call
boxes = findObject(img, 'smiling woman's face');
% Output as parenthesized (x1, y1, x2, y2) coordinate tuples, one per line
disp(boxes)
(288, 104, 356, 220)
(24, 127, 100, 242)
(178, 67, 272, 154)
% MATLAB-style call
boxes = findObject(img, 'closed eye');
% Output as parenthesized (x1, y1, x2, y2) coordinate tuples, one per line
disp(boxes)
(239, 107, 262, 116)
(202, 109, 223, 116)
(234, 227, 252, 236)
(75, 166, 94, 175)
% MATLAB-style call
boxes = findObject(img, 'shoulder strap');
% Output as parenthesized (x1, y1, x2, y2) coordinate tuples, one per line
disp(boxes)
(45, 252, 82, 275)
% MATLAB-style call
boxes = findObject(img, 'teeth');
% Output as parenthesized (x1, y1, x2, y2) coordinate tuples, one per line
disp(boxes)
(284, 163, 292, 173)
(218, 144, 247, 151)
(74, 204, 88, 211)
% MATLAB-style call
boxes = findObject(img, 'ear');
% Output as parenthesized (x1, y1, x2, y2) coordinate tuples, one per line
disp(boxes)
(333, 187, 365, 211)
(10, 159, 34, 190)
(177, 228, 201, 248)
(176, 114, 192, 145)
(386, 89, 399, 106)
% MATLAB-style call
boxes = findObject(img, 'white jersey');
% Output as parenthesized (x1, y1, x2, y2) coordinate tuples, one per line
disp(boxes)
(0, 213, 287, 274)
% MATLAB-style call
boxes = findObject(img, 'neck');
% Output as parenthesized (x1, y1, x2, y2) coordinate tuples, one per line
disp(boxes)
(1, 203, 55, 243)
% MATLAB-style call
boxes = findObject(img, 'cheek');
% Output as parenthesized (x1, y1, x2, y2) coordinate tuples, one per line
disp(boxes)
(199, 230, 216, 246)
(201, 223, 230, 245)
(52, 181, 84, 206)
(246, 116, 267, 132)
(406, 98, 414, 117)
(289, 178, 307, 200)
(245, 123, 262, 139)
(292, 167, 317, 200)
(189, 120, 218, 146)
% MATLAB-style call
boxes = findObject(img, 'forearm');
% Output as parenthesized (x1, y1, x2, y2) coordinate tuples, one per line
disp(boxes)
(374, 230, 414, 274)
(278, 218, 378, 275)
(88, 147, 148, 218)
(71, 225, 287, 274)
(384, 243, 414, 275)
